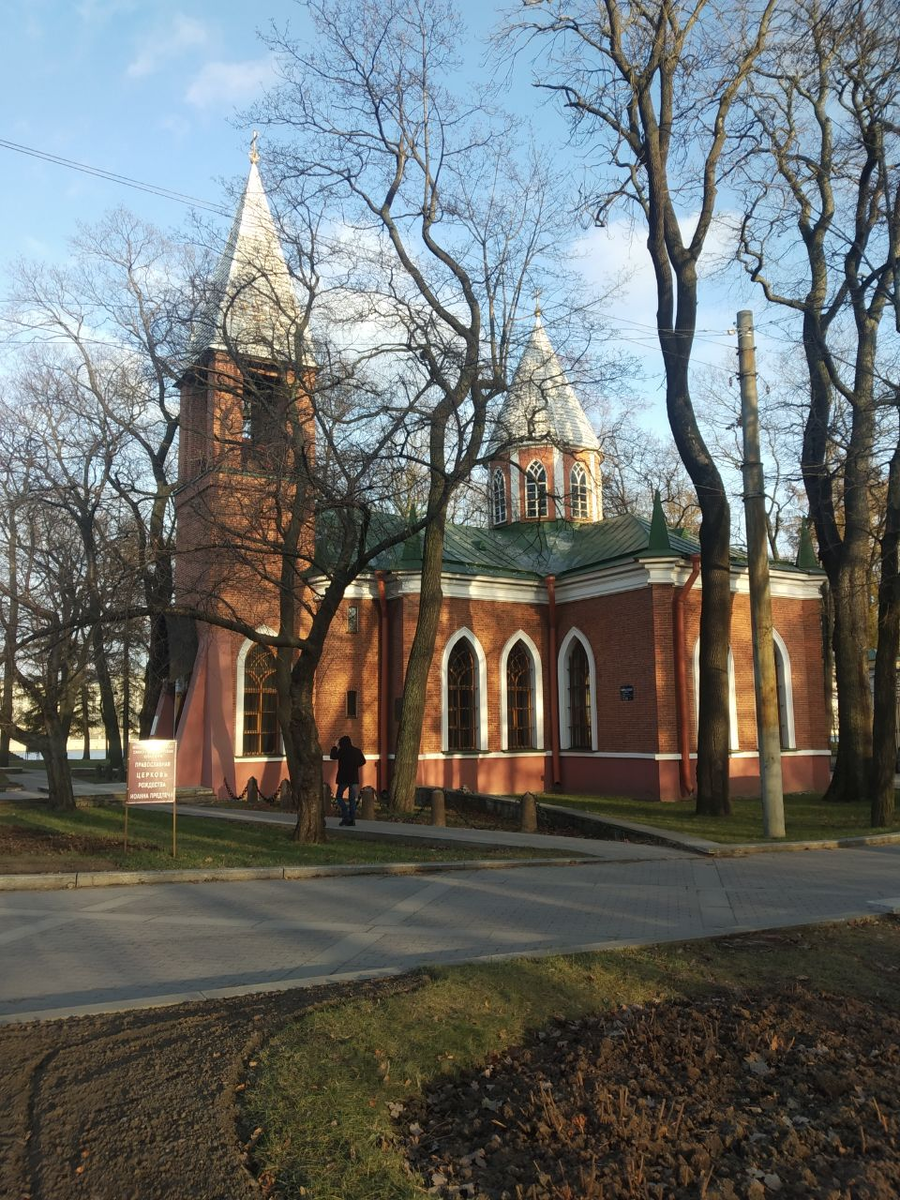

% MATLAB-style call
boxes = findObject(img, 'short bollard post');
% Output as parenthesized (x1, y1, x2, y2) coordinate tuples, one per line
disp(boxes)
(246, 775, 259, 805)
(359, 785, 376, 820)
(431, 787, 446, 827)
(520, 790, 537, 833)
(322, 781, 332, 813)
(278, 779, 293, 810)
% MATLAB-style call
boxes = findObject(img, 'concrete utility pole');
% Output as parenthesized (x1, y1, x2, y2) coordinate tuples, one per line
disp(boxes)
(737, 310, 786, 839)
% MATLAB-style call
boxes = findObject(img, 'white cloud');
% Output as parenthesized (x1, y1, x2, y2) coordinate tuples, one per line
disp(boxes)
(185, 57, 276, 109)
(127, 14, 210, 79)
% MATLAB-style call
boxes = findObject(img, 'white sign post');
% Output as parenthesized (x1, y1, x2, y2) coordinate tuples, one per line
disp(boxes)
(126, 740, 178, 856)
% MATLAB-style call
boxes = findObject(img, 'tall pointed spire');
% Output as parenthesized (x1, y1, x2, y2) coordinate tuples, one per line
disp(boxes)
(188, 140, 310, 366)
(489, 311, 600, 454)
(487, 309, 604, 526)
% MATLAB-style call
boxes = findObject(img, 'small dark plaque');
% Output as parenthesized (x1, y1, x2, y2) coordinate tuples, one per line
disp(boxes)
(619, 685, 635, 701)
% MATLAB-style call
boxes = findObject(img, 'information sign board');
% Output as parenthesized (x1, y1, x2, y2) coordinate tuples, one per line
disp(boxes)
(127, 740, 177, 805)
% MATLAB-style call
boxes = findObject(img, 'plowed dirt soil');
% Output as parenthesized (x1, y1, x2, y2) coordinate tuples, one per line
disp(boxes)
(400, 987, 900, 1199)
(3, 934, 899, 1200)
(0, 977, 419, 1200)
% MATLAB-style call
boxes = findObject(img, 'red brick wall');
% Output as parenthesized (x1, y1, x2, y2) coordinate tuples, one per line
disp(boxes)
(558, 589, 661, 753)
(682, 588, 829, 754)
(512, 447, 559, 520)
(315, 596, 381, 759)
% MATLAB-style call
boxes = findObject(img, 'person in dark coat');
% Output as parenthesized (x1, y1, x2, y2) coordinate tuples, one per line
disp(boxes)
(329, 735, 366, 826)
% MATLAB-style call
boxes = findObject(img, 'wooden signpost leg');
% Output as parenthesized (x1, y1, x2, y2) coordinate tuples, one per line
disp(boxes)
(172, 800, 177, 858)
(124, 803, 129, 855)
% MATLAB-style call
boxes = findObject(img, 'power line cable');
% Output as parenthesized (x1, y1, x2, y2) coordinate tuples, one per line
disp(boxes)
(0, 138, 230, 217)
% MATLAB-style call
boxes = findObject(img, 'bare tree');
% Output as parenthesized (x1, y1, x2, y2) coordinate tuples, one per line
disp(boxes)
(0, 378, 131, 808)
(504, 0, 779, 813)
(225, 0, 621, 818)
(736, 0, 900, 803)
(599, 409, 702, 536)
(7, 211, 192, 750)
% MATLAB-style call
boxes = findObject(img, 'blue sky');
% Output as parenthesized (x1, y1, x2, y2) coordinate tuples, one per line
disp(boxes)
(2, 0, 756, 427)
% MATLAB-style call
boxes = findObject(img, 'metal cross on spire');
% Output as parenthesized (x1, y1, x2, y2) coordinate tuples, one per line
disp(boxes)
(249, 131, 260, 165)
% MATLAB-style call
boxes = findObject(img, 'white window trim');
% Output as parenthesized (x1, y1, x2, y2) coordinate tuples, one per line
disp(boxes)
(235, 627, 281, 759)
(570, 461, 589, 520)
(692, 639, 739, 751)
(491, 468, 507, 526)
(557, 627, 598, 752)
(525, 459, 548, 519)
(499, 630, 545, 751)
(441, 627, 489, 753)
(773, 629, 797, 749)
(553, 448, 564, 518)
(510, 458, 521, 521)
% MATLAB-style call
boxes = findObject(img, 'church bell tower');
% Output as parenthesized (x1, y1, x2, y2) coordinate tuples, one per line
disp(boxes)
(486, 307, 603, 527)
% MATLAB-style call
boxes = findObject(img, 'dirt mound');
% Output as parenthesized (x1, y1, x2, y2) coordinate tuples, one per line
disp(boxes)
(0, 825, 157, 872)
(0, 825, 132, 857)
(400, 988, 900, 1199)
(0, 976, 419, 1200)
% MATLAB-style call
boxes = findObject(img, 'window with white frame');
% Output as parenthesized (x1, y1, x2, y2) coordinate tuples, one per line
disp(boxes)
(567, 639, 592, 749)
(447, 638, 478, 750)
(557, 629, 597, 752)
(693, 641, 739, 750)
(570, 462, 589, 520)
(525, 460, 548, 519)
(506, 640, 536, 749)
(242, 644, 280, 756)
(773, 632, 796, 749)
(492, 469, 507, 525)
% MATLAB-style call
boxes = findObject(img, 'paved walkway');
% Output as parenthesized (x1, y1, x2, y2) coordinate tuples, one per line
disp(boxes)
(5, 768, 900, 1024)
(2, 817, 900, 1022)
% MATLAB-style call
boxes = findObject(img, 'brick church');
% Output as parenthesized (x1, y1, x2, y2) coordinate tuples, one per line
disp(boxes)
(162, 151, 832, 802)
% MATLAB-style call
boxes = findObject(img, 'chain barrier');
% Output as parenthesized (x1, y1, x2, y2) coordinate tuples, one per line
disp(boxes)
(222, 777, 283, 805)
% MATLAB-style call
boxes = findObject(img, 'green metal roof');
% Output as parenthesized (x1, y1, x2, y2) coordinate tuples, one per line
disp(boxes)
(367, 513, 702, 580)
(315, 509, 823, 581)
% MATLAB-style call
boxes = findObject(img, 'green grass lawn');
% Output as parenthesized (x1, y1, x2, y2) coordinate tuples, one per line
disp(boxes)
(538, 791, 900, 843)
(0, 802, 563, 871)
(244, 917, 900, 1200)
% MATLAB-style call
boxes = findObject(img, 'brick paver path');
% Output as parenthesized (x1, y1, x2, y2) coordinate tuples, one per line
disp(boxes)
(2, 843, 899, 1022)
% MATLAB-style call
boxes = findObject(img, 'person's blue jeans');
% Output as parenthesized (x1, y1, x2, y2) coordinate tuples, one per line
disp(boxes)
(335, 783, 359, 823)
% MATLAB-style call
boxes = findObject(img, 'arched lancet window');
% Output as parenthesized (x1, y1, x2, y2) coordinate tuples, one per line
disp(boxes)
(525, 460, 548, 519)
(773, 631, 796, 750)
(692, 640, 739, 750)
(447, 638, 477, 751)
(506, 640, 535, 749)
(570, 462, 589, 520)
(243, 644, 279, 756)
(492, 469, 507, 525)
(567, 640, 592, 749)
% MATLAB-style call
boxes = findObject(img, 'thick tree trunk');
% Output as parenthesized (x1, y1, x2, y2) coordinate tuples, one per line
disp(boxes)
(803, 323, 876, 802)
(0, 666, 12, 769)
(1, 517, 17, 769)
(695, 509, 733, 813)
(662, 309, 733, 816)
(43, 719, 76, 812)
(139, 612, 170, 738)
(286, 651, 326, 843)
(870, 437, 900, 825)
(92, 627, 124, 776)
(389, 511, 447, 812)
(80, 686, 91, 760)
(826, 565, 874, 800)
(140, 557, 173, 738)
